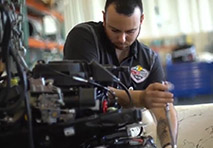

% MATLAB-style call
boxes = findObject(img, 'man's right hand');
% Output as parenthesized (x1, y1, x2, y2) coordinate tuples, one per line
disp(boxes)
(141, 82, 174, 109)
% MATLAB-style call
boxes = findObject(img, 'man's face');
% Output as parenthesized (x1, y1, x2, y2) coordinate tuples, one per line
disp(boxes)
(103, 4, 144, 50)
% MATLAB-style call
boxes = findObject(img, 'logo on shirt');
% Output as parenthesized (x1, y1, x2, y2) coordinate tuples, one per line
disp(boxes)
(130, 65, 149, 83)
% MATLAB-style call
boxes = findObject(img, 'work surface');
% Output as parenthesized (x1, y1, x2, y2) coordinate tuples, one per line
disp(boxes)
(142, 103, 213, 148)
(176, 103, 213, 148)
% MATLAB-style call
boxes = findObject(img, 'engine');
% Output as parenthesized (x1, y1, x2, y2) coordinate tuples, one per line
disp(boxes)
(0, 1, 156, 148)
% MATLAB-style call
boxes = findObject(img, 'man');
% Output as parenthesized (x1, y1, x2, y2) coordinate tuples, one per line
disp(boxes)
(64, 0, 178, 147)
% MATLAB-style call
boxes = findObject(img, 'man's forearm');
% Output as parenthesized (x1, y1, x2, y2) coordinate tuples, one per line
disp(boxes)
(151, 106, 178, 147)
(108, 87, 178, 146)
(108, 87, 145, 107)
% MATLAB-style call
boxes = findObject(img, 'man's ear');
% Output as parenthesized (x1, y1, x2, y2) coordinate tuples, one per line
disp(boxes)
(102, 11, 106, 26)
(140, 14, 144, 24)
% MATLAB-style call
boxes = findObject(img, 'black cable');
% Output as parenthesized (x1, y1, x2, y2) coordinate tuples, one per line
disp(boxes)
(72, 76, 116, 98)
(10, 45, 34, 148)
(89, 61, 133, 107)
(115, 79, 134, 107)
(40, 64, 132, 107)
(0, 1, 34, 148)
(41, 64, 116, 99)
(0, 3, 23, 111)
(1, 4, 12, 103)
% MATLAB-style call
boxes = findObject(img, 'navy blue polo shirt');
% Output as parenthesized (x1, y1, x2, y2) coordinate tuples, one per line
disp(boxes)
(64, 21, 165, 90)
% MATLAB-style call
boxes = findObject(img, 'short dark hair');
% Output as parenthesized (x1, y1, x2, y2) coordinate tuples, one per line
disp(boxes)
(104, 0, 143, 16)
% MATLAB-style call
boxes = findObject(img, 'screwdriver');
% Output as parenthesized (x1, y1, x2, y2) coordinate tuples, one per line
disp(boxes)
(162, 81, 177, 148)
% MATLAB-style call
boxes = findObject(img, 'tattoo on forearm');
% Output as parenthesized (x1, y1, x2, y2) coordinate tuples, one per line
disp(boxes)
(157, 118, 169, 143)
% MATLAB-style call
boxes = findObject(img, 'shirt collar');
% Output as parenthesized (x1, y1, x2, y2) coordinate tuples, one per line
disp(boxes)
(130, 41, 138, 59)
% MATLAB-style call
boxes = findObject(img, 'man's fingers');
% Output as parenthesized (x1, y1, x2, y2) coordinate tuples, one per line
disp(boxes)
(157, 98, 174, 103)
(148, 82, 170, 91)
(145, 97, 174, 109)
(147, 90, 174, 98)
(149, 103, 167, 108)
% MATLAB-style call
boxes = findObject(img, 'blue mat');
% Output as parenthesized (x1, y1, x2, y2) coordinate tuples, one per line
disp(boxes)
(166, 62, 213, 98)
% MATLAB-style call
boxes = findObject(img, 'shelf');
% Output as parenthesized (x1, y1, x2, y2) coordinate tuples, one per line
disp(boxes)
(28, 37, 63, 52)
(26, 0, 64, 22)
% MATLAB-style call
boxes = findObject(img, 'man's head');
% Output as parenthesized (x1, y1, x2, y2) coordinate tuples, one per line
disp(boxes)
(103, 0, 144, 50)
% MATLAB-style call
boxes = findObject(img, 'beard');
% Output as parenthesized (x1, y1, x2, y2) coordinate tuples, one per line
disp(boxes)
(114, 43, 129, 50)
(115, 26, 141, 50)
(104, 22, 142, 50)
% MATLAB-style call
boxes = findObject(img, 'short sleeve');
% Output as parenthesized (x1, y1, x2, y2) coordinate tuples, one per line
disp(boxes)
(63, 24, 99, 63)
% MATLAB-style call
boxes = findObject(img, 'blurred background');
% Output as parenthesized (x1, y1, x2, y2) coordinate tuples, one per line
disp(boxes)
(22, 0, 213, 105)
(5, 0, 213, 147)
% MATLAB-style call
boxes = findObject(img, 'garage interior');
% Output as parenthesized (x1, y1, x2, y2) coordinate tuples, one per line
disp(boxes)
(0, 0, 213, 148)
